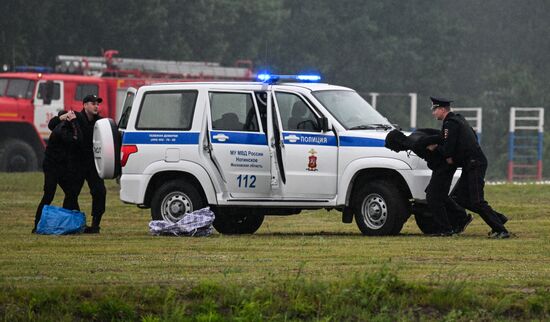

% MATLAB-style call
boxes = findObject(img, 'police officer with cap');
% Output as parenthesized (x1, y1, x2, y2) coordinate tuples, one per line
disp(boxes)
(48, 94, 106, 234)
(427, 97, 510, 238)
(385, 127, 472, 235)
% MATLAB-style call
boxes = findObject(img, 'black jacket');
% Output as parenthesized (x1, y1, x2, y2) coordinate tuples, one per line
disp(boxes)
(48, 109, 102, 169)
(43, 119, 82, 171)
(385, 128, 447, 170)
(437, 112, 484, 167)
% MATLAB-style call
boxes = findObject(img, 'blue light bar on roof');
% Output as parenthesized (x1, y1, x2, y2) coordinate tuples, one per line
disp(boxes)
(14, 66, 53, 73)
(296, 75, 322, 82)
(256, 73, 322, 84)
(256, 73, 272, 82)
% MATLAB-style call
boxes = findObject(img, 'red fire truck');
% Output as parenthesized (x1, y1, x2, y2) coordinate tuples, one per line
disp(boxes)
(0, 50, 254, 172)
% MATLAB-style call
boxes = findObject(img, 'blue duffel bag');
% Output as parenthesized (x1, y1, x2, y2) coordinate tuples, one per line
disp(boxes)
(36, 205, 86, 235)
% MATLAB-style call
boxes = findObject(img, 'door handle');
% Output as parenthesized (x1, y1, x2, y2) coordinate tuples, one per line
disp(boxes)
(284, 134, 299, 142)
(212, 133, 229, 142)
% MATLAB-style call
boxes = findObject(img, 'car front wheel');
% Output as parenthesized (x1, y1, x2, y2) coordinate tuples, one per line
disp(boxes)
(353, 180, 409, 236)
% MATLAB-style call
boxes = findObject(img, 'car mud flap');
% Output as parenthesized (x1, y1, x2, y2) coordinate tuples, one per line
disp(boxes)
(342, 206, 354, 223)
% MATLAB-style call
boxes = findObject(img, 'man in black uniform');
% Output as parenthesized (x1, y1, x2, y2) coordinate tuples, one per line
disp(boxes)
(427, 97, 510, 238)
(386, 128, 472, 235)
(33, 110, 82, 233)
(412, 129, 472, 235)
(48, 94, 106, 234)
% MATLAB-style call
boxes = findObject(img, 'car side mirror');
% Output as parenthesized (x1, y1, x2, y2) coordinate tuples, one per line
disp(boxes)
(318, 116, 331, 132)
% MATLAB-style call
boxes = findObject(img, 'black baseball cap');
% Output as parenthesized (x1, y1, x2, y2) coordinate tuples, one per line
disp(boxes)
(83, 94, 103, 104)
(430, 96, 452, 109)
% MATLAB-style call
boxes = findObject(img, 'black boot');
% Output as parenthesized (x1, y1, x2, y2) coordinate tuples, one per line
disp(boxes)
(496, 212, 508, 225)
(84, 226, 100, 234)
(84, 216, 101, 234)
(455, 214, 473, 234)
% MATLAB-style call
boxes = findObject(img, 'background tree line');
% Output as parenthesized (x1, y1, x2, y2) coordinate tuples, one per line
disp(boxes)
(2, 0, 549, 179)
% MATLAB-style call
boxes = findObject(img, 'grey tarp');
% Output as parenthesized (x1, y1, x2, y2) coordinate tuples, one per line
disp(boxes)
(149, 207, 215, 237)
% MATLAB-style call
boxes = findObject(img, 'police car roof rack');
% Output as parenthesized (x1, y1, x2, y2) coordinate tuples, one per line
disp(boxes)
(257, 73, 322, 84)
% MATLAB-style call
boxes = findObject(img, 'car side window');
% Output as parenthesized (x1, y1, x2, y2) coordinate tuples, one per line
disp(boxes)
(37, 82, 61, 100)
(118, 91, 135, 130)
(75, 84, 98, 101)
(276, 92, 320, 132)
(210, 92, 259, 132)
(137, 91, 197, 130)
(5, 79, 35, 99)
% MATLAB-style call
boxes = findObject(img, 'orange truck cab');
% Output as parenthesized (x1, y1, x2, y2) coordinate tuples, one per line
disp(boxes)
(0, 72, 110, 171)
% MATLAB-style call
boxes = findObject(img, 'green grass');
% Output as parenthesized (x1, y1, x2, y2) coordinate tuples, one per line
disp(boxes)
(1, 173, 549, 320)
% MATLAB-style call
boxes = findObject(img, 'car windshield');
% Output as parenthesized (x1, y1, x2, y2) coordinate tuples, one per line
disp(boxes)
(0, 78, 35, 99)
(312, 90, 392, 130)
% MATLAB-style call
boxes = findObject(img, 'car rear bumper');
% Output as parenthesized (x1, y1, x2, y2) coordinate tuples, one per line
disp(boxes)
(120, 174, 151, 205)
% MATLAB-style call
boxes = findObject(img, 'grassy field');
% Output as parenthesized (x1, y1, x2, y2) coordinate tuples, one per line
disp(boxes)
(1, 173, 549, 320)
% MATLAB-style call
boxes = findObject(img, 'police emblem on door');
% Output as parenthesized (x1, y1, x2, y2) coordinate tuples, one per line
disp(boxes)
(307, 149, 318, 171)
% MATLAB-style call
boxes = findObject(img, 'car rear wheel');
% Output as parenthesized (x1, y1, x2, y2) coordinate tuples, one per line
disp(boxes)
(151, 180, 206, 222)
(213, 208, 264, 235)
(353, 180, 408, 236)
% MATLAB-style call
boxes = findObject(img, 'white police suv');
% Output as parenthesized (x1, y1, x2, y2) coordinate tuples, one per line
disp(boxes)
(93, 75, 438, 235)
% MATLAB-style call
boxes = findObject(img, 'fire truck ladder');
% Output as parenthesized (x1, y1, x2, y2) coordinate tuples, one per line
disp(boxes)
(451, 107, 482, 144)
(56, 50, 253, 80)
(508, 107, 544, 182)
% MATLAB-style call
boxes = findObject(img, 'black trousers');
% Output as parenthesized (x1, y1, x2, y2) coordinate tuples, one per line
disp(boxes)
(426, 165, 468, 232)
(34, 167, 81, 229)
(76, 165, 106, 226)
(452, 159, 508, 233)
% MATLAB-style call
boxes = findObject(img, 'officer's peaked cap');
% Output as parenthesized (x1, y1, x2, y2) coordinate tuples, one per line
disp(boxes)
(430, 96, 452, 109)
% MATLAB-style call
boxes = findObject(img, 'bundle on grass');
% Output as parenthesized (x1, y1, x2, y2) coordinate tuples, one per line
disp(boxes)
(149, 207, 215, 237)
(385, 128, 445, 168)
(37, 205, 86, 235)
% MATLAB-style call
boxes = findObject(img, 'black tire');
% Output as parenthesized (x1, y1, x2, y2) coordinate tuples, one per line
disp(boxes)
(0, 139, 39, 172)
(151, 180, 206, 222)
(414, 214, 443, 234)
(352, 180, 409, 236)
(213, 208, 264, 235)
